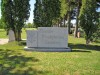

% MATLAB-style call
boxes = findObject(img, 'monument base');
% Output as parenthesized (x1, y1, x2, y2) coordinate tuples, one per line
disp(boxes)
(24, 47, 71, 52)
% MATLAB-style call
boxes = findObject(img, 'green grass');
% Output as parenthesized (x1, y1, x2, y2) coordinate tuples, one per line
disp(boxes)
(0, 29, 100, 75)
(0, 28, 36, 39)
(21, 28, 37, 39)
(0, 29, 8, 38)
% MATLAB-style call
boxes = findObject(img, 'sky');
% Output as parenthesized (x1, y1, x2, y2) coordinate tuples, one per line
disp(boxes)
(28, 0, 36, 23)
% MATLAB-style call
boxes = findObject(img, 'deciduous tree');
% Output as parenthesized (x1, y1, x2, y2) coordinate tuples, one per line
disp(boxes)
(79, 0, 99, 44)
(1, 0, 30, 41)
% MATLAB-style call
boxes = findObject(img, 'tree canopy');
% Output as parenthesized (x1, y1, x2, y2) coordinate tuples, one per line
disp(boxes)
(1, 0, 30, 41)
(0, 0, 100, 44)
(79, 0, 99, 44)
(34, 0, 61, 27)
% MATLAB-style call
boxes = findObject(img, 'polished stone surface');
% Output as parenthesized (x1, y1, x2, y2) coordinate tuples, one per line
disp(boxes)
(26, 30, 38, 47)
(38, 27, 68, 48)
(25, 27, 71, 52)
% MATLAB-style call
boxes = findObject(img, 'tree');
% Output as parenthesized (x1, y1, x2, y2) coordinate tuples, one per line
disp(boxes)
(74, 0, 82, 38)
(74, 0, 99, 38)
(0, 18, 5, 29)
(79, 0, 99, 44)
(13, 0, 30, 41)
(24, 23, 33, 28)
(91, 1, 100, 42)
(59, 0, 67, 27)
(92, 23, 100, 42)
(34, 0, 43, 27)
(34, 0, 61, 27)
(66, 0, 76, 34)
(1, 0, 15, 33)
(1, 0, 30, 41)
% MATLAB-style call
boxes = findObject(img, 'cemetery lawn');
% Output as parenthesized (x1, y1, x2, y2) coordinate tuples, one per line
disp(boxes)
(0, 28, 36, 39)
(0, 29, 100, 75)
(0, 29, 8, 38)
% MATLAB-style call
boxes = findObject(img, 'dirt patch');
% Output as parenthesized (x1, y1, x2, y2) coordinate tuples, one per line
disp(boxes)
(0, 39, 8, 45)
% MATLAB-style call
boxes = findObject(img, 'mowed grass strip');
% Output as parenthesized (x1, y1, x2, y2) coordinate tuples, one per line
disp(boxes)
(0, 28, 36, 39)
(0, 29, 8, 38)
(0, 29, 100, 75)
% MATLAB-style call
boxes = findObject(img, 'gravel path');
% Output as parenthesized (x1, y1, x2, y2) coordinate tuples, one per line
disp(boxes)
(0, 39, 8, 45)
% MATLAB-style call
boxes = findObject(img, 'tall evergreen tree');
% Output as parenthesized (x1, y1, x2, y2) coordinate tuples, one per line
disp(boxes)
(1, 0, 30, 41)
(79, 0, 99, 44)
(1, 0, 15, 33)
(13, 0, 30, 41)
(34, 0, 61, 27)
(34, 0, 43, 27)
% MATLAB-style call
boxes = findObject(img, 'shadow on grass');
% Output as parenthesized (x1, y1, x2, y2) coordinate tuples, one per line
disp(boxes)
(72, 50, 91, 52)
(18, 40, 99, 52)
(94, 40, 100, 44)
(69, 43, 100, 51)
(0, 49, 50, 75)
(18, 40, 26, 46)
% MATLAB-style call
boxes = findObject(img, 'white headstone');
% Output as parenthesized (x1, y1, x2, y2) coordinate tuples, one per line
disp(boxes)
(9, 30, 15, 42)
(38, 27, 68, 48)
(27, 30, 38, 47)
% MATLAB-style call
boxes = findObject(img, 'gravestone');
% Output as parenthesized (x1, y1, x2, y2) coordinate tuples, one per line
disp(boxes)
(24, 27, 71, 52)
(8, 30, 15, 42)
(27, 30, 38, 47)
(38, 27, 68, 48)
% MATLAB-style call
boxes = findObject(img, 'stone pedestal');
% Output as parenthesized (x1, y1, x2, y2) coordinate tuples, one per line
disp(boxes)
(24, 47, 71, 52)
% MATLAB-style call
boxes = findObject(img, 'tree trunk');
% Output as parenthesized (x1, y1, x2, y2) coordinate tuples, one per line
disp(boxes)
(18, 30, 21, 41)
(86, 39, 90, 45)
(57, 19, 59, 27)
(14, 30, 21, 41)
(64, 16, 66, 27)
(67, 12, 71, 34)
(14, 31, 18, 41)
(74, 15, 79, 38)
(60, 18, 62, 27)
(74, 1, 80, 38)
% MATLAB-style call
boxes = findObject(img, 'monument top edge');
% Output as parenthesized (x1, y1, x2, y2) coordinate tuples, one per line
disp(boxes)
(26, 27, 68, 31)
(38, 27, 67, 28)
